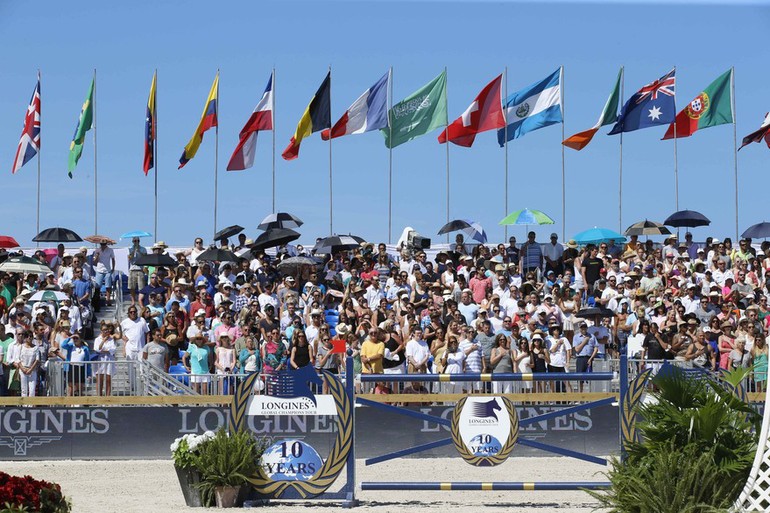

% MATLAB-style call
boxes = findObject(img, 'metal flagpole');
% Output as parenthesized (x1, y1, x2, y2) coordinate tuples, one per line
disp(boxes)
(619, 66, 624, 233)
(504, 66, 509, 241)
(560, 66, 566, 241)
(154, 69, 158, 243)
(732, 66, 739, 240)
(673, 66, 679, 212)
(388, 66, 393, 244)
(329, 65, 333, 236)
(36, 69, 41, 243)
(272, 67, 276, 213)
(93, 68, 98, 235)
(445, 66, 449, 243)
(214, 69, 219, 236)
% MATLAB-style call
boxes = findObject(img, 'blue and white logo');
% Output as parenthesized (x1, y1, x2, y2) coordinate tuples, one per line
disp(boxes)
(468, 433, 503, 457)
(260, 439, 323, 482)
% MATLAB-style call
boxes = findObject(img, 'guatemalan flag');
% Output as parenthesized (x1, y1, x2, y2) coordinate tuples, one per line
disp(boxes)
(497, 68, 562, 146)
(12, 75, 41, 174)
(321, 70, 389, 140)
(227, 72, 274, 171)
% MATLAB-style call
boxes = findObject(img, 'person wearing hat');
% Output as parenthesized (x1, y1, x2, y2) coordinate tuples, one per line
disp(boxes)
(572, 322, 597, 390)
(214, 280, 236, 309)
(183, 332, 213, 393)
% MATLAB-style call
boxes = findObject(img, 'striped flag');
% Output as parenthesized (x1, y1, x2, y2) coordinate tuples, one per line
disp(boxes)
(282, 71, 330, 160)
(12, 74, 41, 174)
(563, 68, 622, 151)
(321, 70, 389, 140)
(179, 72, 219, 169)
(227, 72, 274, 171)
(143, 71, 157, 175)
(497, 68, 563, 145)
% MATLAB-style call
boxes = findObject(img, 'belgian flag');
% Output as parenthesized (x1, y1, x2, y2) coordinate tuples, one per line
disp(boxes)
(282, 72, 331, 160)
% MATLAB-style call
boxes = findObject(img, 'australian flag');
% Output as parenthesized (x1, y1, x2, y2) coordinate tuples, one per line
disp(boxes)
(608, 69, 675, 135)
(12, 75, 41, 174)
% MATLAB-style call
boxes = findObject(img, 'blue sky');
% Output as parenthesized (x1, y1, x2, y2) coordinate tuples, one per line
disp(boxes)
(0, 0, 768, 247)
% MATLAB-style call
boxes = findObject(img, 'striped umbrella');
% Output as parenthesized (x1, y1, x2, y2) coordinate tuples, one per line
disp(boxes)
(624, 220, 671, 237)
(499, 209, 555, 226)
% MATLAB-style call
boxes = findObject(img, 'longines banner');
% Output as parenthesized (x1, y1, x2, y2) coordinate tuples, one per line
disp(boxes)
(0, 404, 618, 460)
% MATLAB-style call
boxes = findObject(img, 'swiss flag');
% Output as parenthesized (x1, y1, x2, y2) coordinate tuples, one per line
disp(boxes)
(438, 74, 505, 147)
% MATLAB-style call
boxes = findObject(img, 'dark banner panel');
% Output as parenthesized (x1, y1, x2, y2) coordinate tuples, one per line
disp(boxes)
(0, 404, 618, 460)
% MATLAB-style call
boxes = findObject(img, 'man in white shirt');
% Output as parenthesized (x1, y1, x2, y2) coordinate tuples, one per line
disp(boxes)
(121, 306, 149, 361)
(543, 233, 565, 276)
(457, 290, 479, 326)
(405, 328, 430, 374)
(364, 279, 385, 310)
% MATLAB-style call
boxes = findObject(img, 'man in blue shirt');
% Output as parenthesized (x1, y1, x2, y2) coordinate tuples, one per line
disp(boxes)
(72, 268, 91, 306)
(572, 321, 598, 392)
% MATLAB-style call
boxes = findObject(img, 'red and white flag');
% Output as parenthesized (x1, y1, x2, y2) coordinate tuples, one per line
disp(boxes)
(12, 75, 41, 174)
(438, 74, 504, 147)
(227, 72, 274, 171)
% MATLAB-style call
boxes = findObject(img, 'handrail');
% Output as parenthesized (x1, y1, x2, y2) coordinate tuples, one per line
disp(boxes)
(139, 360, 197, 396)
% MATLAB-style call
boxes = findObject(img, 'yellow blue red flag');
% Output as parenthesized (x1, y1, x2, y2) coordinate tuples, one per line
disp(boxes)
(179, 72, 218, 169)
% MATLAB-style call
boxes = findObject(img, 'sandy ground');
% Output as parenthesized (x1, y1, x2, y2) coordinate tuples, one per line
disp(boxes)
(2, 458, 609, 512)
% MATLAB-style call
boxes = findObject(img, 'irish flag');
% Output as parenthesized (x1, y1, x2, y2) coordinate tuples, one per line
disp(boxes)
(562, 68, 622, 151)
(662, 69, 733, 140)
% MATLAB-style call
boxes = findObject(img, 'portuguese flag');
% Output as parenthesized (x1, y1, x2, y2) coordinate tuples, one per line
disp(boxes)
(562, 68, 622, 151)
(662, 69, 733, 140)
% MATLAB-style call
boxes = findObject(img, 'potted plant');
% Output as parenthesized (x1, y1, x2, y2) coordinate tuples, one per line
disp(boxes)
(192, 428, 268, 508)
(170, 431, 215, 507)
(0, 471, 71, 512)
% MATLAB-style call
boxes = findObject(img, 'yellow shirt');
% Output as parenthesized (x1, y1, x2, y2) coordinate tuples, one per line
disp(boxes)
(360, 338, 384, 374)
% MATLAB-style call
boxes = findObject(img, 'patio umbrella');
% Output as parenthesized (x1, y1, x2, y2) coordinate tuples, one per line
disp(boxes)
(573, 227, 626, 245)
(120, 230, 153, 239)
(250, 228, 301, 250)
(499, 208, 555, 226)
(437, 219, 488, 244)
(314, 235, 361, 254)
(134, 253, 177, 267)
(0, 236, 19, 249)
(347, 234, 367, 244)
(663, 210, 710, 228)
(84, 235, 117, 245)
(276, 256, 320, 275)
(213, 225, 244, 241)
(741, 222, 770, 239)
(32, 227, 83, 243)
(575, 307, 616, 319)
(0, 256, 51, 274)
(195, 247, 239, 263)
(624, 220, 671, 237)
(258, 212, 304, 231)
(29, 290, 69, 302)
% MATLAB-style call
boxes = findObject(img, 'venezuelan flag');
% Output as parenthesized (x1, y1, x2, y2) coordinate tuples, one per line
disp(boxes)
(179, 72, 218, 169)
(143, 71, 157, 175)
(282, 71, 331, 160)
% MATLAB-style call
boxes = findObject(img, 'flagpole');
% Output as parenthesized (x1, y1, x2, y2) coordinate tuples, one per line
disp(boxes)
(36, 69, 41, 244)
(272, 67, 276, 213)
(732, 66, 739, 240)
(504, 66, 509, 241)
(154, 69, 158, 243)
(445, 66, 450, 243)
(328, 65, 334, 236)
(560, 65, 566, 241)
(619, 66, 624, 233)
(93, 68, 98, 236)
(673, 66, 679, 213)
(214, 69, 219, 237)
(388, 66, 393, 244)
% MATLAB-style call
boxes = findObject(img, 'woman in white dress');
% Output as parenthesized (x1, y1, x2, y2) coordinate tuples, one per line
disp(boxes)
(440, 335, 465, 395)
(514, 338, 533, 392)
(94, 322, 117, 396)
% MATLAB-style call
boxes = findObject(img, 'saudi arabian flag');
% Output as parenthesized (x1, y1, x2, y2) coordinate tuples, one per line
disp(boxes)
(68, 78, 94, 178)
(663, 69, 733, 140)
(563, 68, 622, 151)
(383, 70, 447, 149)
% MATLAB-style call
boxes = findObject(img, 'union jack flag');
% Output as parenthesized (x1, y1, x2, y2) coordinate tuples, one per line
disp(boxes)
(635, 69, 676, 104)
(12, 75, 41, 174)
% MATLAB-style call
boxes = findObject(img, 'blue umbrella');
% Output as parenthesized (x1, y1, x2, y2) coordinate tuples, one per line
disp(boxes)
(120, 230, 153, 239)
(437, 219, 487, 243)
(573, 227, 626, 245)
(741, 222, 770, 239)
(663, 210, 710, 228)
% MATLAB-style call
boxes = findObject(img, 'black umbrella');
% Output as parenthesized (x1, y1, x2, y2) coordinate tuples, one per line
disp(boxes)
(741, 222, 770, 239)
(575, 307, 616, 319)
(313, 235, 361, 254)
(347, 234, 366, 244)
(32, 227, 83, 243)
(213, 225, 244, 241)
(134, 253, 178, 267)
(663, 210, 711, 228)
(196, 247, 240, 263)
(258, 212, 304, 231)
(250, 228, 301, 250)
(276, 256, 321, 275)
(624, 220, 672, 237)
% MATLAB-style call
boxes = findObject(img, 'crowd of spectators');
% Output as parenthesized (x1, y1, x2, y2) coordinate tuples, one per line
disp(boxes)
(1, 228, 769, 397)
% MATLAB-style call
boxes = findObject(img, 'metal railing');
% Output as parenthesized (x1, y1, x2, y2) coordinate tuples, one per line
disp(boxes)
(47, 360, 140, 397)
(139, 360, 197, 395)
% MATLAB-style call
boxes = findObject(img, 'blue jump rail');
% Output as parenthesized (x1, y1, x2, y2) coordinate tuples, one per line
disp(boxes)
(359, 372, 614, 383)
(360, 481, 611, 491)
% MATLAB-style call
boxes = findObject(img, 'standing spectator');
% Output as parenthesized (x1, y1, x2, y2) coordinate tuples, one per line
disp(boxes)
(92, 241, 116, 306)
(290, 331, 314, 369)
(572, 322, 598, 392)
(543, 233, 565, 277)
(121, 306, 149, 362)
(61, 334, 89, 397)
(184, 333, 213, 394)
(520, 231, 543, 276)
(143, 328, 170, 372)
(127, 237, 147, 307)
(94, 323, 117, 396)
(546, 326, 571, 392)
(18, 331, 39, 397)
(490, 333, 513, 394)
(405, 327, 430, 374)
(440, 335, 465, 394)
(214, 334, 236, 394)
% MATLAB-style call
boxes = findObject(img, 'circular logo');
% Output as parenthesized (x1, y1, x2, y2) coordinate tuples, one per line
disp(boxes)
(260, 439, 323, 482)
(469, 434, 503, 457)
(685, 93, 710, 120)
(515, 102, 530, 118)
(451, 396, 519, 466)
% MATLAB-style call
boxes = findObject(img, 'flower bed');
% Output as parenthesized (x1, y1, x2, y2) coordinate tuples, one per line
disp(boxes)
(0, 471, 70, 513)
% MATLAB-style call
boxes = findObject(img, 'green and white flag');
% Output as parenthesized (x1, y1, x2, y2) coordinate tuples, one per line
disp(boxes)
(68, 78, 94, 178)
(562, 68, 622, 151)
(383, 70, 447, 149)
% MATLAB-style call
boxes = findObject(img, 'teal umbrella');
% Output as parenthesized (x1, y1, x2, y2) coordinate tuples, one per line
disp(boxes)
(499, 209, 555, 225)
(573, 227, 626, 245)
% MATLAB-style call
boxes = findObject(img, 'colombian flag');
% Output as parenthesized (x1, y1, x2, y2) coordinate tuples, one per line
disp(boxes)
(282, 71, 331, 160)
(179, 72, 219, 169)
(143, 71, 157, 175)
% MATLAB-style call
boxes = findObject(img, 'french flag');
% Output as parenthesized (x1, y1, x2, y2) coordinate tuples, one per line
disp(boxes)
(322, 70, 389, 140)
(227, 72, 274, 171)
